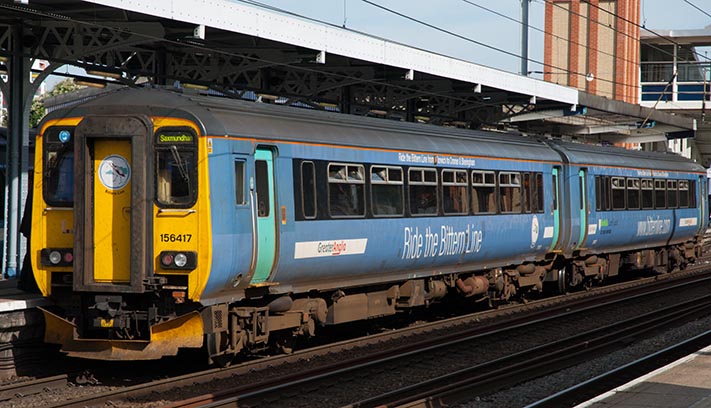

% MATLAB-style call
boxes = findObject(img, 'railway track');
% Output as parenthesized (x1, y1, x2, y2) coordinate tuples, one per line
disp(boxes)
(32, 265, 711, 408)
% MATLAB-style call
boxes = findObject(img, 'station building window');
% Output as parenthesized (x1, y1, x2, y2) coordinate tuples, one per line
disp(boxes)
(472, 171, 496, 214)
(328, 163, 365, 217)
(442, 169, 468, 215)
(371, 166, 404, 216)
(409, 168, 438, 215)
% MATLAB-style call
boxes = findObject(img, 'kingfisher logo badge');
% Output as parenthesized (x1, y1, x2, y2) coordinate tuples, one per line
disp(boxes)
(98, 154, 131, 190)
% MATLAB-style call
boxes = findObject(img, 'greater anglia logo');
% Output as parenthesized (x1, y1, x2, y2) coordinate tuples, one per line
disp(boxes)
(317, 241, 348, 255)
(294, 239, 368, 259)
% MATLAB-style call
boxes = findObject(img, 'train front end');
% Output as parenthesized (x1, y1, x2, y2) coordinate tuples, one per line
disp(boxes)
(32, 113, 212, 360)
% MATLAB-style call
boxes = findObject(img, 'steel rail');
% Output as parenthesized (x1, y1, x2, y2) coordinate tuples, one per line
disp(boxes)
(345, 296, 711, 408)
(45, 266, 711, 408)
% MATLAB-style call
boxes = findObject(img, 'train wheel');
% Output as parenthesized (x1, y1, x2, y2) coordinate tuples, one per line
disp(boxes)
(546, 267, 568, 295)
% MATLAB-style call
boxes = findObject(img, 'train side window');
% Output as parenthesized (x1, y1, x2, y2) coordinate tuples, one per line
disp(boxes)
(442, 169, 468, 215)
(522, 173, 532, 213)
(611, 177, 626, 210)
(328, 163, 365, 218)
(654, 179, 666, 209)
(679, 180, 689, 208)
(472, 171, 496, 214)
(371, 166, 404, 217)
(499, 172, 522, 213)
(667, 180, 678, 208)
(626, 178, 640, 210)
(409, 168, 438, 216)
(533, 173, 544, 213)
(301, 161, 317, 219)
(689, 180, 697, 208)
(595, 176, 606, 211)
(641, 179, 654, 209)
(234, 160, 245, 205)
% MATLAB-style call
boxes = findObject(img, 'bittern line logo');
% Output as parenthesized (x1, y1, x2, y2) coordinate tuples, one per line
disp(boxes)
(98, 154, 131, 191)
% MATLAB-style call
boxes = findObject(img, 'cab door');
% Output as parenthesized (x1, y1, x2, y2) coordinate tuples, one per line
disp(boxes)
(74, 116, 149, 293)
(250, 148, 277, 284)
(93, 140, 132, 282)
(576, 168, 588, 249)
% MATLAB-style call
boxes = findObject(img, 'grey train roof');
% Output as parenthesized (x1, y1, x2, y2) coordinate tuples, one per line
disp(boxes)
(43, 87, 704, 173)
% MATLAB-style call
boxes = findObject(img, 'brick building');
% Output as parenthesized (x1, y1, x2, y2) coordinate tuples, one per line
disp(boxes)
(544, 0, 640, 104)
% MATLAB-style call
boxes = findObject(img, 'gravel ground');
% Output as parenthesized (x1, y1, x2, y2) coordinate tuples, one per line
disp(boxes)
(459, 315, 711, 408)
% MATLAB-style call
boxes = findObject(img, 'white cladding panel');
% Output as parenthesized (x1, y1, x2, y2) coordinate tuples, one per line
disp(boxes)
(82, 0, 578, 105)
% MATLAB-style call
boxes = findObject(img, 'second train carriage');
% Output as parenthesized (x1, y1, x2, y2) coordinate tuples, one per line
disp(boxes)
(30, 87, 708, 361)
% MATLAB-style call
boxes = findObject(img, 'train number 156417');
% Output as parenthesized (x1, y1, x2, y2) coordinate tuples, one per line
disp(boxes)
(159, 233, 192, 243)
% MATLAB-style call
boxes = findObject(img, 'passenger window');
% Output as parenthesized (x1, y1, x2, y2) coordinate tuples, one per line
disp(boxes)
(611, 177, 626, 210)
(679, 180, 689, 208)
(654, 179, 666, 209)
(667, 180, 678, 208)
(301, 161, 317, 219)
(689, 180, 697, 208)
(499, 172, 522, 213)
(442, 169, 468, 215)
(641, 179, 654, 209)
(371, 166, 404, 217)
(409, 168, 438, 215)
(534, 173, 544, 213)
(627, 178, 640, 210)
(328, 163, 365, 217)
(234, 160, 245, 205)
(472, 171, 496, 214)
(522, 173, 532, 213)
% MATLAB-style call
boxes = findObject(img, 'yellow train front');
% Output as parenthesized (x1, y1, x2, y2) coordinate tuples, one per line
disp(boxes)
(32, 94, 212, 360)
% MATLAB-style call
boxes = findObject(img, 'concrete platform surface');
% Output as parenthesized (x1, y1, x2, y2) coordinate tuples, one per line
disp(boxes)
(0, 279, 48, 312)
(578, 344, 711, 408)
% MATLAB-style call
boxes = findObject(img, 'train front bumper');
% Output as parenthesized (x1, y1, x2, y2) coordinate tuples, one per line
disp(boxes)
(39, 308, 204, 360)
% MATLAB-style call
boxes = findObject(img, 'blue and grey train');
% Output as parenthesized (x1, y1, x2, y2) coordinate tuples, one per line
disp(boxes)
(30, 87, 708, 361)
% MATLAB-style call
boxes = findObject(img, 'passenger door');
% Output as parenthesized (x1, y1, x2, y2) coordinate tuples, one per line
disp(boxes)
(576, 168, 588, 249)
(250, 148, 277, 284)
(549, 167, 562, 251)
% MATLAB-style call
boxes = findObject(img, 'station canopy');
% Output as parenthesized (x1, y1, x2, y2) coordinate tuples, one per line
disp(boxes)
(0, 0, 696, 144)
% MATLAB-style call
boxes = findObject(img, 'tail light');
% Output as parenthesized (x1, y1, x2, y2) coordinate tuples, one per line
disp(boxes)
(159, 251, 197, 270)
(40, 248, 73, 267)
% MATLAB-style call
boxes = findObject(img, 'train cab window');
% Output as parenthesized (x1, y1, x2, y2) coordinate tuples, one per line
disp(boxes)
(472, 171, 496, 214)
(679, 180, 690, 208)
(371, 166, 403, 217)
(611, 177, 626, 210)
(442, 169, 468, 215)
(43, 127, 75, 206)
(667, 180, 678, 208)
(641, 179, 654, 209)
(234, 161, 245, 205)
(328, 163, 365, 218)
(409, 168, 438, 216)
(499, 172, 522, 213)
(301, 161, 317, 219)
(626, 178, 640, 210)
(155, 129, 197, 207)
(654, 179, 666, 209)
